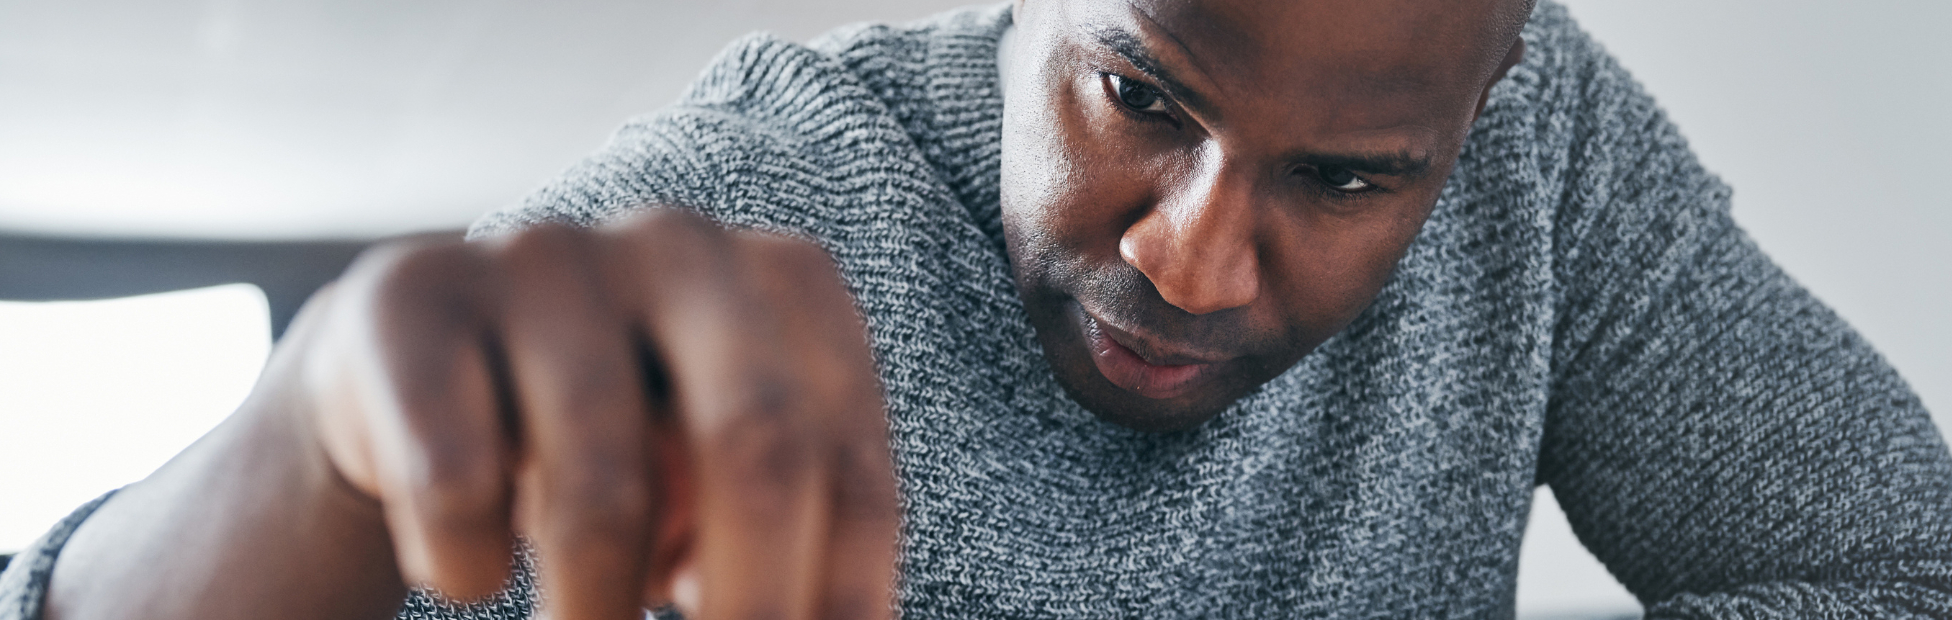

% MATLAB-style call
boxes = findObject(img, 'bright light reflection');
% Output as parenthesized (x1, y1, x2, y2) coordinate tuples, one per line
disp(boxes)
(0, 284, 270, 552)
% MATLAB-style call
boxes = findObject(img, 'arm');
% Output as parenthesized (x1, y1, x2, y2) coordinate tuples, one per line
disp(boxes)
(7, 29, 917, 620)
(40, 323, 409, 619)
(0, 495, 115, 620)
(17, 214, 899, 620)
(1524, 5, 1952, 615)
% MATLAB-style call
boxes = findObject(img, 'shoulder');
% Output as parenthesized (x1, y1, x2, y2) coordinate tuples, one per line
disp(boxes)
(803, 3, 1012, 93)
(1471, 0, 1652, 167)
(801, 4, 1013, 237)
(1491, 1, 1633, 122)
(1459, 0, 1728, 256)
(668, 3, 1009, 146)
(471, 6, 1009, 242)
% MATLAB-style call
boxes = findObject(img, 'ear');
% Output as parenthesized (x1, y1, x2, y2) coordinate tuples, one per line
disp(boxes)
(1472, 37, 1526, 123)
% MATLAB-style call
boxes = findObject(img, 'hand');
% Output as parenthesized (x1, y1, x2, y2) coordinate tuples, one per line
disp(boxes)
(301, 209, 899, 620)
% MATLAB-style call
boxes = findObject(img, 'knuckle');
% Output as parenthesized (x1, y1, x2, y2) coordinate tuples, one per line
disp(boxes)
(361, 238, 475, 291)
(401, 443, 506, 521)
(615, 207, 726, 248)
(484, 223, 622, 322)
(343, 239, 489, 323)
(606, 208, 737, 278)
(487, 222, 586, 268)
(704, 393, 821, 493)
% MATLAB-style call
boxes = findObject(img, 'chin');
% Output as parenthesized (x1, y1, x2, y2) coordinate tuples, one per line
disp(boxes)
(1068, 386, 1234, 433)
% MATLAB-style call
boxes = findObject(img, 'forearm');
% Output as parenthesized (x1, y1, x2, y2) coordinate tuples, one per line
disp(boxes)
(43, 381, 406, 620)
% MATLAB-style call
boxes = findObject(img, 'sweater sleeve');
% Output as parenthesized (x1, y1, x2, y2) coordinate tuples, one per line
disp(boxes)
(0, 492, 116, 620)
(1524, 4, 1952, 617)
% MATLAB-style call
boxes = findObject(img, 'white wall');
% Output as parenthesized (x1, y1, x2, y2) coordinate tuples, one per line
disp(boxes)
(0, 286, 269, 554)
(0, 0, 972, 238)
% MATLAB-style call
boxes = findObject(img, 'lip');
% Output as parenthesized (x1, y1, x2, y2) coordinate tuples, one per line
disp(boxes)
(1079, 310, 1224, 400)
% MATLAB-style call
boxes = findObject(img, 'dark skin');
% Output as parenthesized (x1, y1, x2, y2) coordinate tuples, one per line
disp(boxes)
(43, 1, 1527, 619)
(1004, 0, 1529, 431)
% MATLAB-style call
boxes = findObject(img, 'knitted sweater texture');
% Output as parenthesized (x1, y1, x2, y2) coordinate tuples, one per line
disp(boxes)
(6, 2, 1951, 618)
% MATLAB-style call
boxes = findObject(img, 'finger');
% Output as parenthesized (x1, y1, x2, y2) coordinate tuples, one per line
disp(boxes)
(319, 240, 516, 600)
(486, 224, 662, 620)
(599, 212, 843, 620)
(814, 440, 900, 620)
(744, 237, 900, 620)
(641, 427, 697, 609)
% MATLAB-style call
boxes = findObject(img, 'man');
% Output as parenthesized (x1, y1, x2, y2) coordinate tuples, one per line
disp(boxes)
(7, 0, 1950, 618)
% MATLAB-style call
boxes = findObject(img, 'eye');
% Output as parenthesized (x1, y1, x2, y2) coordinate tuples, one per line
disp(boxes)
(1104, 73, 1169, 115)
(1312, 165, 1374, 193)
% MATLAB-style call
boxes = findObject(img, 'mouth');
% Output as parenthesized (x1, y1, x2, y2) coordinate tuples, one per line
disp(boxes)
(1079, 310, 1225, 400)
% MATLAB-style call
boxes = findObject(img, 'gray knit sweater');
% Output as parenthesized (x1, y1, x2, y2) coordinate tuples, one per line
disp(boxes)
(7, 2, 1951, 618)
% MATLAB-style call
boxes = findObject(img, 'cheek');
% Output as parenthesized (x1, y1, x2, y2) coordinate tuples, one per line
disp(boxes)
(999, 74, 1149, 275)
(1266, 199, 1434, 335)
(997, 108, 1072, 253)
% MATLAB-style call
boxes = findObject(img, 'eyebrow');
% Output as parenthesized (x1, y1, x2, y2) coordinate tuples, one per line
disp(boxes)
(1085, 24, 1214, 114)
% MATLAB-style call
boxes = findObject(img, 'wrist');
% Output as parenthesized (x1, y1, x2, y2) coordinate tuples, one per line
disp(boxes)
(45, 345, 403, 620)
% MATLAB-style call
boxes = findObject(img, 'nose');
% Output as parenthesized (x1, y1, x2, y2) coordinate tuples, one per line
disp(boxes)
(1118, 156, 1262, 316)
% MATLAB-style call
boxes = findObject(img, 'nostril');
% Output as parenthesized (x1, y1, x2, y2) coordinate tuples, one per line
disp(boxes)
(1164, 274, 1259, 316)
(1119, 200, 1261, 315)
(1124, 229, 1257, 313)
(1135, 253, 1261, 316)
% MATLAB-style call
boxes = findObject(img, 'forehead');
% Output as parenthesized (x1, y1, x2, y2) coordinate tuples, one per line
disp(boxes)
(1057, 0, 1511, 129)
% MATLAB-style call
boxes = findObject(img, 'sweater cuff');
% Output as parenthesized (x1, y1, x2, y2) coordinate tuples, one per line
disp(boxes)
(0, 491, 120, 620)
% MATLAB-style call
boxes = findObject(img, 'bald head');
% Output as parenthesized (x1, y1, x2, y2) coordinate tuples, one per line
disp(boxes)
(997, 0, 1537, 430)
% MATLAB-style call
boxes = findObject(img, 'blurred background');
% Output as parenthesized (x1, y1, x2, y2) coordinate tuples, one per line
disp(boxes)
(1, 0, 1946, 617)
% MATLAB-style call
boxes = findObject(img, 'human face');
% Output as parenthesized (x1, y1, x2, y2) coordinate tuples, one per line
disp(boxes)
(998, 0, 1527, 431)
